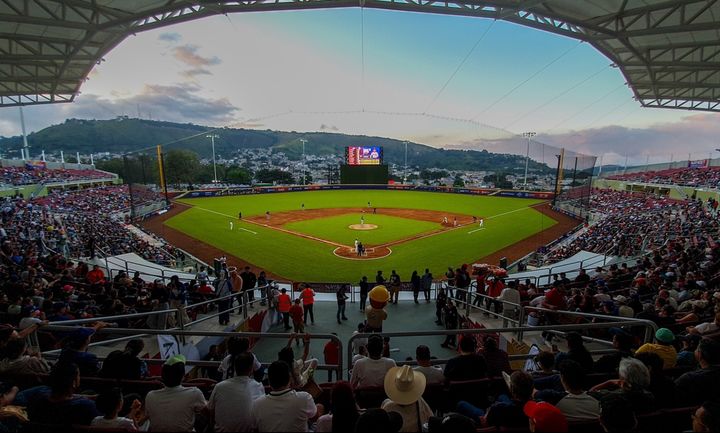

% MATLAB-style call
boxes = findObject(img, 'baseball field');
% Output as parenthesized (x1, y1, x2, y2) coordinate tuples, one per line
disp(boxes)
(158, 189, 572, 282)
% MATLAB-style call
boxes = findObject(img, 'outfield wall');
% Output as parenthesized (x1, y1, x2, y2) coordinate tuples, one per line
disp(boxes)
(178, 184, 557, 200)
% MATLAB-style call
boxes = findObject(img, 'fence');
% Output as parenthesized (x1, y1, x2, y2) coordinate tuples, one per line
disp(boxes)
(39, 311, 652, 381)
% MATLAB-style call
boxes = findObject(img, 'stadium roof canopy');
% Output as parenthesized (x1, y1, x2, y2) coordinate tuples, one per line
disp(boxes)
(1, 0, 720, 111)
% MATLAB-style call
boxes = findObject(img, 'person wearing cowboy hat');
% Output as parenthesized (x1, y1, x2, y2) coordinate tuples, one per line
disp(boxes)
(381, 365, 432, 432)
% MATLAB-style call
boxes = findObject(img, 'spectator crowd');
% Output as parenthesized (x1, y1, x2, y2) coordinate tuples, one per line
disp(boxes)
(0, 169, 717, 431)
(607, 167, 720, 189)
(0, 166, 111, 187)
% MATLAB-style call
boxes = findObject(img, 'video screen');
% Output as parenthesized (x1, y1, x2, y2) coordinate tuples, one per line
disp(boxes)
(346, 146, 383, 165)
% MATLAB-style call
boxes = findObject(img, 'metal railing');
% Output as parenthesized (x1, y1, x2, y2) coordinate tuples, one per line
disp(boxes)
(518, 306, 658, 343)
(41, 325, 344, 377)
(43, 284, 274, 352)
(438, 284, 657, 344)
(345, 319, 655, 380)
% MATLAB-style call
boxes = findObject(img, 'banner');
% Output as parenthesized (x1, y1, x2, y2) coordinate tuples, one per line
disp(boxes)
(181, 184, 554, 200)
(688, 159, 709, 169)
(25, 160, 46, 170)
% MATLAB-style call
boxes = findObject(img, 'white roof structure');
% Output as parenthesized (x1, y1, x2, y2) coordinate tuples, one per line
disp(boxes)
(1, 1, 719, 111)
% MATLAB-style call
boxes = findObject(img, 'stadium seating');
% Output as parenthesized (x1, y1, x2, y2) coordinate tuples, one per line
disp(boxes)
(0, 166, 111, 186)
(0, 175, 718, 432)
(607, 167, 720, 189)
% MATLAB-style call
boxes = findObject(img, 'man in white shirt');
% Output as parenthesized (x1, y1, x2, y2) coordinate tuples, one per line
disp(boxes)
(351, 335, 396, 388)
(688, 312, 720, 335)
(145, 355, 207, 432)
(535, 359, 600, 422)
(413, 345, 444, 385)
(251, 360, 318, 432)
(498, 284, 521, 319)
(208, 353, 265, 432)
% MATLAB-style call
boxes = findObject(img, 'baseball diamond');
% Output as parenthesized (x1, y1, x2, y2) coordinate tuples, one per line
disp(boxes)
(142, 189, 579, 281)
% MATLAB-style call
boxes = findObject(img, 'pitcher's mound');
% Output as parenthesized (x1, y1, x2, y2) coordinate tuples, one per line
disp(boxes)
(349, 224, 378, 230)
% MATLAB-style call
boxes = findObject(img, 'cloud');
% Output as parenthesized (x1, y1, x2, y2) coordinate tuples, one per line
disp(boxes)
(159, 32, 182, 43)
(181, 68, 213, 78)
(172, 45, 221, 67)
(0, 84, 241, 136)
(535, 113, 720, 164)
(430, 113, 720, 166)
(319, 123, 339, 131)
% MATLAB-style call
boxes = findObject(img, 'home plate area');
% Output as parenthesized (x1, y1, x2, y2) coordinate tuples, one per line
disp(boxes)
(348, 224, 379, 230)
(333, 246, 392, 260)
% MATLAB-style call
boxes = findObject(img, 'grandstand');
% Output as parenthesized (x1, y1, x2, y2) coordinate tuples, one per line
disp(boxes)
(0, 172, 715, 432)
(1, 1, 720, 432)
(607, 167, 720, 190)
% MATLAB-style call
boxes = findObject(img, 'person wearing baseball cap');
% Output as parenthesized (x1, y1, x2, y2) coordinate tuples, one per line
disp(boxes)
(381, 365, 432, 432)
(57, 324, 108, 376)
(635, 328, 677, 369)
(523, 401, 568, 432)
(145, 354, 207, 432)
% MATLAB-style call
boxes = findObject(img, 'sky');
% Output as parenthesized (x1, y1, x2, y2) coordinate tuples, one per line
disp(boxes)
(0, 7, 719, 166)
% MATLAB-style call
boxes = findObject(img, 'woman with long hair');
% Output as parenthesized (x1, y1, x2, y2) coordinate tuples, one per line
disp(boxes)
(315, 381, 361, 432)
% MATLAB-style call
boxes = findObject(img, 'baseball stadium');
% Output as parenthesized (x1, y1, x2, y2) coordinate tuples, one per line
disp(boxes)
(0, 1, 719, 433)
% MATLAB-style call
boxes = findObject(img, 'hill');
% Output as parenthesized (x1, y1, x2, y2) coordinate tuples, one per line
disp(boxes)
(0, 117, 553, 172)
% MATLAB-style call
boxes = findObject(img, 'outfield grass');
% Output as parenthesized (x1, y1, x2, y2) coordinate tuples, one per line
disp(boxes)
(284, 213, 439, 246)
(168, 190, 556, 282)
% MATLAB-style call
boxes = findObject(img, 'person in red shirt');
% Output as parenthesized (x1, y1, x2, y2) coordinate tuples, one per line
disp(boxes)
(86, 265, 105, 285)
(541, 285, 567, 342)
(289, 299, 304, 340)
(277, 288, 292, 331)
(300, 284, 315, 325)
(543, 285, 567, 311)
(197, 281, 214, 296)
(485, 277, 505, 317)
(323, 334, 340, 382)
(473, 270, 487, 307)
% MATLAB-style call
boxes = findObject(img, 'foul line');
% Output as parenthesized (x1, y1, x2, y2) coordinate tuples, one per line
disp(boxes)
(194, 207, 258, 235)
(467, 202, 546, 234)
(486, 206, 533, 220)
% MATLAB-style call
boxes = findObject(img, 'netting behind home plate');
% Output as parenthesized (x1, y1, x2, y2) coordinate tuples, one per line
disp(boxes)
(553, 147, 597, 222)
(123, 149, 168, 220)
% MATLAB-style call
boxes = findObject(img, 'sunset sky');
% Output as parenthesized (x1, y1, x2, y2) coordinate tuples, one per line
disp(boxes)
(0, 8, 719, 166)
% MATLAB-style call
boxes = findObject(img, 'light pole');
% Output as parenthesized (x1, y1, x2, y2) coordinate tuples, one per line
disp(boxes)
(206, 134, 219, 183)
(521, 132, 535, 189)
(403, 141, 408, 184)
(299, 139, 307, 185)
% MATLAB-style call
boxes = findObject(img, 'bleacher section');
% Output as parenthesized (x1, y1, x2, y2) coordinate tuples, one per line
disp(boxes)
(607, 166, 720, 189)
(0, 168, 719, 432)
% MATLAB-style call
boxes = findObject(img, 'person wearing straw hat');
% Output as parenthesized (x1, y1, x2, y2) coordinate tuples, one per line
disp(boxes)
(381, 365, 432, 432)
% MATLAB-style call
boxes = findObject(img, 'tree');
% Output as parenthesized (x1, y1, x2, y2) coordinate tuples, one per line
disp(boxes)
(301, 171, 313, 184)
(453, 175, 465, 187)
(255, 168, 294, 185)
(164, 149, 200, 186)
(484, 172, 513, 189)
(225, 166, 253, 184)
(420, 169, 448, 181)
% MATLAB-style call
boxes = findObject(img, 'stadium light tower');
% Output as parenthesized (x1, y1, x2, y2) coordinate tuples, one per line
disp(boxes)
(522, 132, 536, 189)
(206, 134, 219, 183)
(300, 139, 308, 185)
(403, 140, 409, 184)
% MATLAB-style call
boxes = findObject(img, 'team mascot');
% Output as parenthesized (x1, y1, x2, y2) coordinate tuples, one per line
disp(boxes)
(365, 285, 390, 332)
